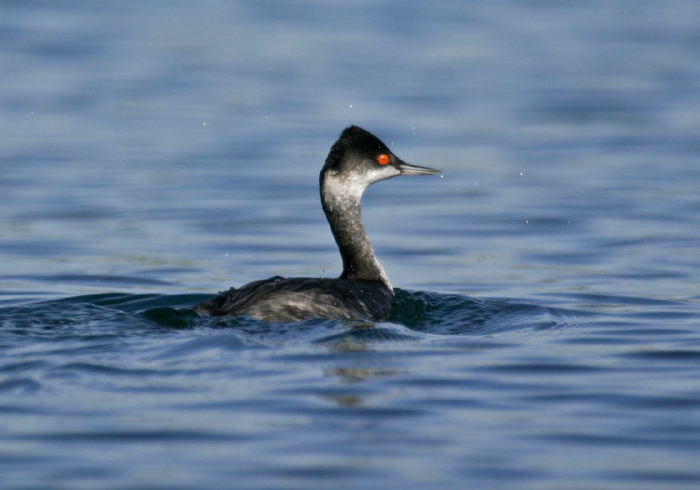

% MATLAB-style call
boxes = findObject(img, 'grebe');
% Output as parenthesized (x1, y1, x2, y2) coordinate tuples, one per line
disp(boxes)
(197, 126, 440, 322)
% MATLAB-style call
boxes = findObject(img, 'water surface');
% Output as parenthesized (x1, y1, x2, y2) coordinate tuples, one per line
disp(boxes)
(1, 1, 699, 488)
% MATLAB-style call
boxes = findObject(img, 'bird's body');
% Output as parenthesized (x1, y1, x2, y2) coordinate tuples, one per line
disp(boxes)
(197, 126, 440, 323)
(197, 276, 393, 323)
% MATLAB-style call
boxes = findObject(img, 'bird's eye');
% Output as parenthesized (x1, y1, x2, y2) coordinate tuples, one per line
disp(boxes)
(377, 154, 390, 165)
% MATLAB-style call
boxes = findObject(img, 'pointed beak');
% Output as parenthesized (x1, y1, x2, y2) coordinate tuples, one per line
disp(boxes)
(397, 160, 441, 176)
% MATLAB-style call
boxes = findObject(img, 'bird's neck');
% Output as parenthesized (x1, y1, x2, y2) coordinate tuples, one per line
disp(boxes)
(320, 173, 392, 290)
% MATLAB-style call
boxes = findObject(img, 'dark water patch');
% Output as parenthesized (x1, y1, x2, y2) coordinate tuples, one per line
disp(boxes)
(312, 321, 427, 344)
(270, 384, 386, 402)
(409, 396, 492, 411)
(391, 289, 596, 336)
(390, 289, 502, 333)
(270, 347, 397, 364)
(55, 361, 167, 378)
(521, 392, 700, 410)
(0, 451, 57, 466)
(1, 294, 213, 335)
(0, 378, 41, 394)
(599, 327, 696, 337)
(0, 360, 51, 373)
(147, 333, 250, 359)
(139, 306, 202, 329)
(174, 394, 427, 420)
(620, 349, 700, 362)
(198, 317, 357, 346)
(170, 398, 307, 416)
(0, 289, 57, 306)
(543, 292, 686, 308)
(607, 470, 700, 484)
(536, 432, 700, 451)
(15, 429, 250, 443)
(44, 274, 175, 287)
(530, 89, 650, 124)
(478, 362, 609, 375)
(282, 403, 429, 420)
(267, 463, 381, 482)
(54, 293, 208, 312)
(556, 335, 646, 346)
(0, 403, 48, 415)
(623, 310, 699, 321)
(614, 393, 700, 410)
(0, 239, 85, 257)
(0, 302, 143, 342)
(393, 375, 520, 391)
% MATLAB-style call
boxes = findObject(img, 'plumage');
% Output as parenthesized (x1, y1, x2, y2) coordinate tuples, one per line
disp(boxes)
(197, 276, 394, 323)
(197, 126, 440, 323)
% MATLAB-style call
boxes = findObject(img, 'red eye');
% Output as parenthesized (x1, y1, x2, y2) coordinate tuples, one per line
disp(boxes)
(377, 154, 390, 165)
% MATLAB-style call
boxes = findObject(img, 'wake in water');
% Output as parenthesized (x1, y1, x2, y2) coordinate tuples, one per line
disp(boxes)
(0, 289, 598, 345)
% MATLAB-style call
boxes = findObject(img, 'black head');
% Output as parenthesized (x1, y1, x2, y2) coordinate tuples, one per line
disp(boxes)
(322, 126, 440, 185)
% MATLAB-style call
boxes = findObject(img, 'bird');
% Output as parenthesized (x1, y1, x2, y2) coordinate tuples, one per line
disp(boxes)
(197, 126, 440, 323)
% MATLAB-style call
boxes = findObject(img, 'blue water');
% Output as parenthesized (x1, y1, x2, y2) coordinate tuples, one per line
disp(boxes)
(2, 1, 700, 488)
